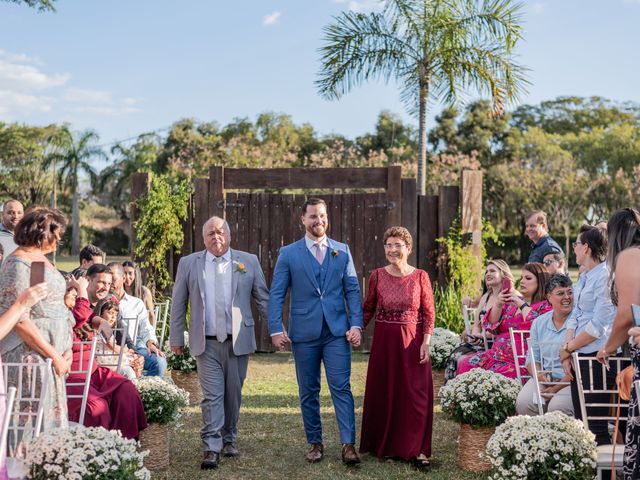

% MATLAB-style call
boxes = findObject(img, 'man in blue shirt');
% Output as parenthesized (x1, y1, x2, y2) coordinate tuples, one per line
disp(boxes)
(525, 210, 561, 263)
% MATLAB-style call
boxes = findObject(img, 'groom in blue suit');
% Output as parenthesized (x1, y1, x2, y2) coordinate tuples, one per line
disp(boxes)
(268, 198, 363, 465)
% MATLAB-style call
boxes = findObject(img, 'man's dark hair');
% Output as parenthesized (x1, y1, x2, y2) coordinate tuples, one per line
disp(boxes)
(79, 244, 105, 264)
(302, 198, 327, 214)
(86, 263, 112, 279)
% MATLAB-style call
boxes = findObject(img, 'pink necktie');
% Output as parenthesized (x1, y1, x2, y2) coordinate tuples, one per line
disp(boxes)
(313, 243, 324, 264)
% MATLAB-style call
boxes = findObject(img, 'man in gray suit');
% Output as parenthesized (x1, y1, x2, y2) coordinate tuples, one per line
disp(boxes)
(170, 216, 269, 470)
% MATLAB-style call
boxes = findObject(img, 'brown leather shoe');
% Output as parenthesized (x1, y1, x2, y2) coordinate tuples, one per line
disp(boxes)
(222, 442, 239, 457)
(201, 451, 219, 469)
(305, 443, 324, 463)
(341, 444, 361, 465)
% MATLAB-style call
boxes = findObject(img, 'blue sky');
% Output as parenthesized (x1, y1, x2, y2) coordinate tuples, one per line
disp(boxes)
(1, 0, 639, 149)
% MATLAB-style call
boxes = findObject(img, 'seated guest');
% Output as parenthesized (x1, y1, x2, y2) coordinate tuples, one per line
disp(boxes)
(516, 274, 574, 416)
(107, 262, 166, 377)
(122, 260, 156, 326)
(542, 248, 566, 275)
(78, 244, 105, 270)
(93, 298, 138, 380)
(445, 259, 514, 382)
(64, 275, 147, 439)
(457, 263, 552, 380)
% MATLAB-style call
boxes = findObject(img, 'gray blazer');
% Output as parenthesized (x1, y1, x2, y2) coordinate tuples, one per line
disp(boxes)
(170, 248, 269, 357)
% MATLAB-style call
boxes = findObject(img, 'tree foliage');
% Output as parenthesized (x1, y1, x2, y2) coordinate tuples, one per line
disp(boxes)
(133, 175, 190, 292)
(1, 0, 55, 11)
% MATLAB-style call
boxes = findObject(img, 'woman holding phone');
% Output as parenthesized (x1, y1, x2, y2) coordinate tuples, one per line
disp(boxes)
(457, 263, 551, 380)
(0, 206, 73, 431)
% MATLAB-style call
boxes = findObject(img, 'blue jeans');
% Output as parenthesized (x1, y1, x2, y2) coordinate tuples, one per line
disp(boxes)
(135, 346, 167, 377)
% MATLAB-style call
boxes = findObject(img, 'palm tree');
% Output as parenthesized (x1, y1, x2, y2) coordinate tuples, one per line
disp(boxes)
(47, 127, 106, 254)
(317, 0, 528, 195)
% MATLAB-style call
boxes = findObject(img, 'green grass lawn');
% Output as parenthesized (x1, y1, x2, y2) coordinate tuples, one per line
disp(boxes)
(153, 353, 490, 480)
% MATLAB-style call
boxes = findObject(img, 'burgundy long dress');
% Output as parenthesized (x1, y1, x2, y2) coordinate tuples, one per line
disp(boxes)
(66, 297, 147, 439)
(359, 268, 436, 460)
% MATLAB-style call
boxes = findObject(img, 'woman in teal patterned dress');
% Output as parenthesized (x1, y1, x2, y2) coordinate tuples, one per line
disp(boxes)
(0, 207, 73, 431)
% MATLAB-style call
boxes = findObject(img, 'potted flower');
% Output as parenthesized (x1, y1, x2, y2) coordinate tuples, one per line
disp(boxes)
(136, 377, 189, 470)
(440, 369, 521, 472)
(23, 426, 149, 479)
(485, 411, 597, 480)
(165, 332, 200, 405)
(430, 327, 460, 396)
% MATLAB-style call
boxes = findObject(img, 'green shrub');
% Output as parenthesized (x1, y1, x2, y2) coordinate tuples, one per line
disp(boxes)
(434, 285, 464, 333)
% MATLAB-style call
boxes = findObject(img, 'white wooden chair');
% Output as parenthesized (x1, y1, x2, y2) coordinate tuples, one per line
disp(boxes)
(509, 328, 531, 385)
(65, 337, 97, 426)
(573, 353, 631, 480)
(154, 299, 170, 350)
(0, 386, 17, 461)
(462, 305, 476, 334)
(526, 338, 570, 415)
(2, 359, 52, 457)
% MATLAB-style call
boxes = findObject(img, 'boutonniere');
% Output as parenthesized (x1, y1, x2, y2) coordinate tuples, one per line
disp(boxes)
(331, 249, 339, 258)
(234, 261, 247, 274)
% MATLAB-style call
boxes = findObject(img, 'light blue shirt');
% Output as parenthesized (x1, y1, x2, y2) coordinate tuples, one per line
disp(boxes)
(526, 310, 566, 380)
(564, 262, 617, 353)
(204, 249, 232, 336)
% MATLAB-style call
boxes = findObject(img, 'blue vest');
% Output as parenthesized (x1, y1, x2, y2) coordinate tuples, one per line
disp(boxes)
(306, 247, 330, 289)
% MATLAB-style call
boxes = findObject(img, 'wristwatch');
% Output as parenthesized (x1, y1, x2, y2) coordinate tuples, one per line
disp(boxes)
(519, 302, 529, 311)
(563, 342, 573, 354)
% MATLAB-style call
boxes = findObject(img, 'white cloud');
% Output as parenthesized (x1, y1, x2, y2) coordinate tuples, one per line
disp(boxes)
(262, 11, 281, 26)
(332, 0, 382, 13)
(0, 49, 143, 119)
(531, 2, 545, 14)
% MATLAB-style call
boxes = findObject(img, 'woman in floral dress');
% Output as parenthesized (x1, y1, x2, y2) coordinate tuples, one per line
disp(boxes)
(457, 263, 551, 380)
(0, 208, 73, 434)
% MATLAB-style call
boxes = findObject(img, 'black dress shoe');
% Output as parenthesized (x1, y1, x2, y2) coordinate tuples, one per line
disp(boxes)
(201, 451, 219, 469)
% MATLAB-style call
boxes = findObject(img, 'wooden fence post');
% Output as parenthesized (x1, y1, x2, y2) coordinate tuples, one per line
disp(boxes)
(208, 166, 225, 219)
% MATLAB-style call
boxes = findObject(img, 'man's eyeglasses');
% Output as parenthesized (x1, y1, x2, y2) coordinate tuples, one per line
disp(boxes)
(543, 259, 557, 266)
(572, 241, 583, 248)
(384, 243, 406, 250)
(550, 290, 573, 298)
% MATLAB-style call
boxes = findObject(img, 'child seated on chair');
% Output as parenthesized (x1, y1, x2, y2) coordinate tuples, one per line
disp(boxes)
(94, 299, 139, 380)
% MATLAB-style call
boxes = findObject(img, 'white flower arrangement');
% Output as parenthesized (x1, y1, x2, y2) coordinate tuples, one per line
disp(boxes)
(24, 426, 150, 480)
(136, 376, 189, 424)
(440, 369, 521, 426)
(485, 411, 597, 480)
(430, 327, 460, 369)
(164, 331, 197, 372)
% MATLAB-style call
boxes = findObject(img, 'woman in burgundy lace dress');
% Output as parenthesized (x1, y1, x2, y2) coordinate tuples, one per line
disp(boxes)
(359, 226, 435, 468)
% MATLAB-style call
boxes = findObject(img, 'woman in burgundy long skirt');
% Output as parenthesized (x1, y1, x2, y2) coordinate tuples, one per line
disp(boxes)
(359, 226, 435, 468)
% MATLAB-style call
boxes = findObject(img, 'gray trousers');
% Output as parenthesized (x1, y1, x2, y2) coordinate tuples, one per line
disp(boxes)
(196, 337, 249, 453)
(516, 377, 574, 416)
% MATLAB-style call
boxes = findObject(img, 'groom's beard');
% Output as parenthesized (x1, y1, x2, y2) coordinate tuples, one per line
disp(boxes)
(306, 223, 328, 238)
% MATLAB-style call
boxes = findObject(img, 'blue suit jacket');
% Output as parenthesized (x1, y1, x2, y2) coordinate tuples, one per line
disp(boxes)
(268, 237, 363, 342)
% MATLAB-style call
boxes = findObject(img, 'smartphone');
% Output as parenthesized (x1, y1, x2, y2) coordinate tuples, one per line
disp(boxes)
(632, 304, 640, 327)
(30, 261, 45, 286)
(502, 278, 511, 294)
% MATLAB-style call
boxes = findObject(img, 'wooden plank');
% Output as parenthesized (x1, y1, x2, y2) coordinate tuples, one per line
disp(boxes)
(208, 166, 224, 219)
(226, 192, 238, 247)
(192, 177, 210, 252)
(438, 185, 460, 285)
(248, 193, 260, 257)
(386, 165, 402, 227)
(235, 193, 250, 252)
(259, 193, 271, 284)
(461, 170, 483, 274)
(402, 178, 417, 266)
(329, 194, 341, 242)
(223, 167, 389, 190)
(362, 192, 382, 353)
(418, 195, 439, 283)
(353, 195, 365, 283)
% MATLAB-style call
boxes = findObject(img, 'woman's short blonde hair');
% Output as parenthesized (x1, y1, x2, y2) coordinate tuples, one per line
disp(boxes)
(383, 226, 413, 248)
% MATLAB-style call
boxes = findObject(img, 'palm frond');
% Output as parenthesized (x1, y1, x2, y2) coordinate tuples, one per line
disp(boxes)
(316, 10, 418, 100)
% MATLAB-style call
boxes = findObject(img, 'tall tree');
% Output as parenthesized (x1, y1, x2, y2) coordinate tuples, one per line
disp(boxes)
(1, 0, 56, 11)
(316, 0, 527, 195)
(47, 127, 105, 254)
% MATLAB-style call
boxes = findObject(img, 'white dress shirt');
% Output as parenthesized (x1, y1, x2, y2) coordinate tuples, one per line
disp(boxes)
(119, 292, 156, 348)
(204, 249, 233, 336)
(305, 234, 328, 261)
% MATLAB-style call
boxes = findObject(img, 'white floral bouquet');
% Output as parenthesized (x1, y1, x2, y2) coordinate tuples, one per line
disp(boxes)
(485, 411, 597, 480)
(440, 369, 521, 426)
(136, 376, 189, 424)
(24, 426, 149, 480)
(430, 327, 460, 369)
(164, 331, 197, 372)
